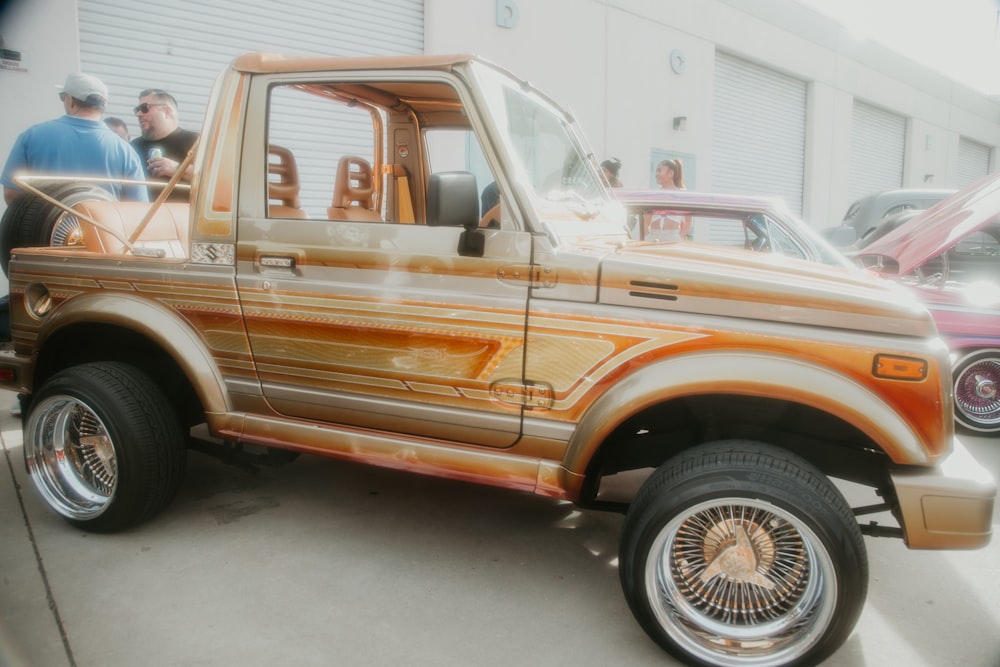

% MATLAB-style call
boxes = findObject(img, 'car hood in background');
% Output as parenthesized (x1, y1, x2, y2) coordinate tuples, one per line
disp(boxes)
(857, 172, 1000, 275)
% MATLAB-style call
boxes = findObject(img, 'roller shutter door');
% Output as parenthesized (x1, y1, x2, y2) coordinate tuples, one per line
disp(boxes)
(957, 137, 992, 186)
(712, 53, 806, 215)
(78, 0, 423, 142)
(847, 102, 905, 202)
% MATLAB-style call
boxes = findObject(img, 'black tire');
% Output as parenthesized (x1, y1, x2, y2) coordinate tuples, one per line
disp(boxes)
(23, 361, 187, 532)
(0, 181, 115, 276)
(619, 440, 868, 667)
(953, 348, 1000, 435)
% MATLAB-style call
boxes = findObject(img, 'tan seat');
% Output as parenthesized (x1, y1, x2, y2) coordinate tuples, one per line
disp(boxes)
(72, 201, 190, 258)
(268, 145, 308, 219)
(327, 155, 382, 222)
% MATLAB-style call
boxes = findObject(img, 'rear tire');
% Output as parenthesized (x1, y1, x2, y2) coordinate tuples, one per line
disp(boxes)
(23, 361, 187, 532)
(0, 182, 114, 275)
(619, 440, 868, 667)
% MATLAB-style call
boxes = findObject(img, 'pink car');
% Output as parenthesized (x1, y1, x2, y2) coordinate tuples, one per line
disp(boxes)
(857, 172, 1000, 434)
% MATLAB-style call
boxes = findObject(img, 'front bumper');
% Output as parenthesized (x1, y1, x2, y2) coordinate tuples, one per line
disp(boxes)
(891, 437, 995, 549)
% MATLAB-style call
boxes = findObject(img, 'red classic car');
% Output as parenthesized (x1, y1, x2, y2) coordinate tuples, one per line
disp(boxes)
(856, 172, 1000, 435)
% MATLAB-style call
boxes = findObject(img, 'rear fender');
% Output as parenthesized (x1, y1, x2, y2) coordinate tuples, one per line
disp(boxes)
(31, 292, 233, 416)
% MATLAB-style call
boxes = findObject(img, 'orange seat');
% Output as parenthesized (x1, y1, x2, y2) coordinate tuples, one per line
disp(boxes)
(268, 145, 308, 219)
(327, 155, 382, 222)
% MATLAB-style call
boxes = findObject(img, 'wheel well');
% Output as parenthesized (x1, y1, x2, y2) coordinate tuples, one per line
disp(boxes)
(580, 393, 890, 505)
(32, 323, 205, 428)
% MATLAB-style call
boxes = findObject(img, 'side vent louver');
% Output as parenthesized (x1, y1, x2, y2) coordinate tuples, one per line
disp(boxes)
(629, 280, 679, 301)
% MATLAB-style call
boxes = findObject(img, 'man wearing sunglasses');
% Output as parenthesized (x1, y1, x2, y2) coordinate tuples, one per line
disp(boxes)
(1, 72, 147, 205)
(131, 88, 199, 201)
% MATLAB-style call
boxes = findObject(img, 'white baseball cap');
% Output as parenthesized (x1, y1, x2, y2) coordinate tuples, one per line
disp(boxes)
(59, 72, 108, 108)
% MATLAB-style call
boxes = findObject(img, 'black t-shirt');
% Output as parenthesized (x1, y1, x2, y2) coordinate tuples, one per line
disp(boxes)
(132, 127, 199, 201)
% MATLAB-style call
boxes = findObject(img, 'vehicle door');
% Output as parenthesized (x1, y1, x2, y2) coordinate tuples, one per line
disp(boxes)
(234, 72, 531, 448)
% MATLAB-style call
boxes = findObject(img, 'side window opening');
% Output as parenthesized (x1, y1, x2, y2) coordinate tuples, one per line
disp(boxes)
(266, 83, 379, 220)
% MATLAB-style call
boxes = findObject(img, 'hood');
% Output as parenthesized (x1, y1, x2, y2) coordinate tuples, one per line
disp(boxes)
(857, 172, 1000, 275)
(594, 241, 937, 337)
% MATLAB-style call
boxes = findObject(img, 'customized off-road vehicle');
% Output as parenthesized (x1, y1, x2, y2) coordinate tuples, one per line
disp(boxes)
(0, 53, 994, 667)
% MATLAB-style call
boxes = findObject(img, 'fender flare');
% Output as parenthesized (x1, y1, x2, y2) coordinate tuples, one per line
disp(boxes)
(562, 350, 930, 474)
(34, 292, 234, 415)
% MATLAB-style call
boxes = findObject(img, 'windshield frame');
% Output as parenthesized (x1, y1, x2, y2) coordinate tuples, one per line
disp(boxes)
(464, 60, 627, 243)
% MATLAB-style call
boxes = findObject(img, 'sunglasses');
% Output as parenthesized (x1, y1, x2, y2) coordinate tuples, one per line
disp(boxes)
(133, 102, 168, 114)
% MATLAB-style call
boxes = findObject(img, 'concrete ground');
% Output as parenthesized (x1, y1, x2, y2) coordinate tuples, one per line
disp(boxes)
(1, 386, 998, 667)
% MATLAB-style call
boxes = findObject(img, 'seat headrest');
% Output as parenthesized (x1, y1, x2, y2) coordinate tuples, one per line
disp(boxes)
(268, 145, 301, 209)
(332, 155, 375, 209)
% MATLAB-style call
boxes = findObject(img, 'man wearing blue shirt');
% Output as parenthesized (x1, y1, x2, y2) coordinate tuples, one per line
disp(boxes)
(1, 72, 148, 204)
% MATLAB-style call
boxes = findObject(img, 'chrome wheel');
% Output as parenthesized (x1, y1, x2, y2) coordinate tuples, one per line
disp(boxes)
(50, 211, 85, 247)
(645, 498, 835, 666)
(621, 441, 866, 667)
(24, 394, 117, 520)
(954, 349, 1000, 434)
(24, 362, 186, 532)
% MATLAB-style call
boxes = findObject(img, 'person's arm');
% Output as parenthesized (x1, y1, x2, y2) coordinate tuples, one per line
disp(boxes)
(146, 157, 193, 182)
(4, 187, 21, 205)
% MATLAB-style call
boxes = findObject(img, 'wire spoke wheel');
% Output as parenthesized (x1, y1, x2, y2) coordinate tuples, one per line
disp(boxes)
(24, 395, 117, 520)
(51, 211, 86, 247)
(647, 498, 835, 665)
(620, 441, 867, 667)
(953, 349, 1000, 434)
(23, 362, 186, 532)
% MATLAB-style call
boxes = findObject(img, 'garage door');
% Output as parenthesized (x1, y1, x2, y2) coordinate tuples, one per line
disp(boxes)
(78, 0, 423, 212)
(847, 102, 905, 202)
(78, 0, 423, 143)
(957, 137, 992, 187)
(712, 53, 806, 215)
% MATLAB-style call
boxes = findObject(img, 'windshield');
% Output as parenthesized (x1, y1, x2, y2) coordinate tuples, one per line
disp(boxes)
(469, 61, 626, 241)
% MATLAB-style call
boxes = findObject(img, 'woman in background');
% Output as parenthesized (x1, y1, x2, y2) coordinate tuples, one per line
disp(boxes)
(655, 157, 684, 189)
(647, 157, 691, 241)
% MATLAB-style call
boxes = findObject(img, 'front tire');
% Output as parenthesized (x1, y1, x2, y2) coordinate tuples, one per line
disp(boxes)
(23, 362, 186, 532)
(953, 348, 1000, 435)
(619, 441, 868, 667)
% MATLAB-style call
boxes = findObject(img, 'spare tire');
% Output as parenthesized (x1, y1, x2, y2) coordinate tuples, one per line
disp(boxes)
(0, 182, 115, 276)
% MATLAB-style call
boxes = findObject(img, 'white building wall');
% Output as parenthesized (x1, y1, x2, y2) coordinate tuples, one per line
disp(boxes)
(1, 0, 999, 234)
(426, 0, 1000, 228)
(0, 0, 81, 177)
(0, 0, 81, 293)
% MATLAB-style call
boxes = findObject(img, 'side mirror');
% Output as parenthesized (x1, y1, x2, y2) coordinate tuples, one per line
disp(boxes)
(426, 171, 485, 257)
(427, 171, 479, 227)
(459, 219, 485, 257)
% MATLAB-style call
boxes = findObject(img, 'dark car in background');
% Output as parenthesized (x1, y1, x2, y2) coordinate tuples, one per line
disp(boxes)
(856, 173, 1000, 434)
(823, 188, 956, 248)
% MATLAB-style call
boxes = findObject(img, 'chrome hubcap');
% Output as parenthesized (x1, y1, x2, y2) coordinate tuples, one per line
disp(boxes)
(955, 356, 1000, 428)
(51, 213, 85, 247)
(646, 499, 835, 667)
(974, 375, 996, 401)
(24, 395, 117, 520)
